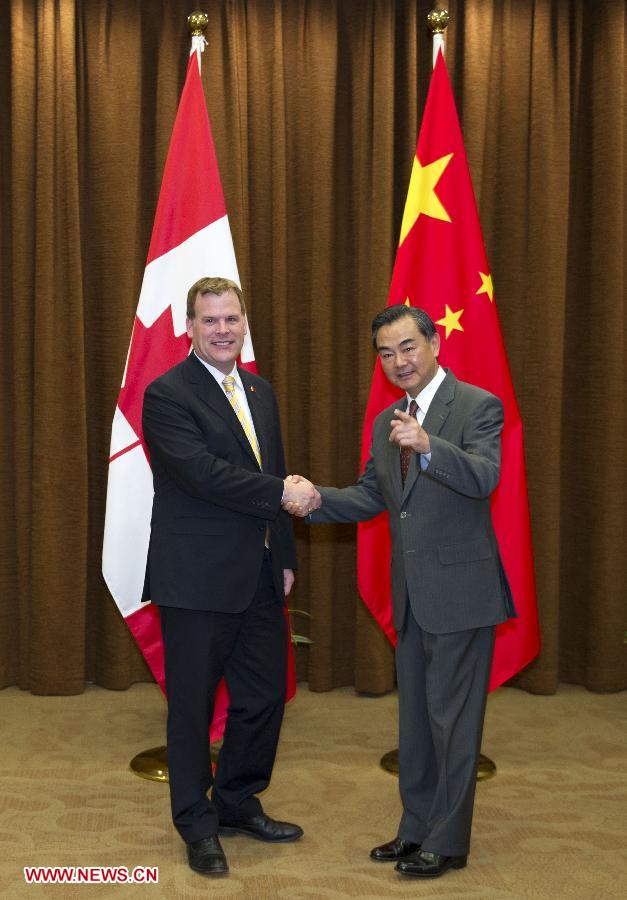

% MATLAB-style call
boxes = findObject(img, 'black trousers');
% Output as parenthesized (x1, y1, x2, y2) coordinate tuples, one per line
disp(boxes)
(159, 554, 288, 844)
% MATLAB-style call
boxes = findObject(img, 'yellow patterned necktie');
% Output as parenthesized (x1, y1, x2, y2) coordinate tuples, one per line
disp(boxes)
(222, 375, 262, 468)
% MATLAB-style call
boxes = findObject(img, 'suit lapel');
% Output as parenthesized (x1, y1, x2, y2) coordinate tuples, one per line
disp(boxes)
(421, 369, 455, 436)
(401, 449, 419, 503)
(384, 397, 406, 499)
(183, 355, 260, 468)
(239, 368, 270, 469)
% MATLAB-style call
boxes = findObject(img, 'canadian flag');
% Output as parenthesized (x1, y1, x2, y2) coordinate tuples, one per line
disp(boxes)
(103, 46, 294, 739)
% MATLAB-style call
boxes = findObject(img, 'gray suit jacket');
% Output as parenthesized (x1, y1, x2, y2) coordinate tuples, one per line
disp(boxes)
(312, 369, 516, 634)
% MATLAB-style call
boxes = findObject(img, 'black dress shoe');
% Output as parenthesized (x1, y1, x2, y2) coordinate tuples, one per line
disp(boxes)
(187, 835, 228, 876)
(219, 813, 303, 843)
(395, 849, 467, 878)
(370, 837, 422, 862)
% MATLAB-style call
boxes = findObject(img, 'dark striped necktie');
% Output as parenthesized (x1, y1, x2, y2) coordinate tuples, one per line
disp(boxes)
(400, 399, 418, 484)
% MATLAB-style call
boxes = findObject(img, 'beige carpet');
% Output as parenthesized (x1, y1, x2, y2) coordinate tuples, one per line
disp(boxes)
(0, 683, 625, 899)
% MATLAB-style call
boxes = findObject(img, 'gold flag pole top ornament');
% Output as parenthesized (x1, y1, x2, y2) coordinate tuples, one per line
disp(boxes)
(187, 10, 208, 36)
(130, 9, 214, 785)
(379, 7, 496, 784)
(427, 8, 450, 33)
(427, 8, 450, 67)
(188, 10, 209, 68)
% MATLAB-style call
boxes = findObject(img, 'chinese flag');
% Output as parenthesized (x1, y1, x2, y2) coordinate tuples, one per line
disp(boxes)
(102, 50, 296, 738)
(357, 51, 540, 689)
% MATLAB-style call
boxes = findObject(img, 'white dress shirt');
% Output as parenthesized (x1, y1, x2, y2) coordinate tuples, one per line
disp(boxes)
(406, 364, 446, 469)
(192, 352, 261, 451)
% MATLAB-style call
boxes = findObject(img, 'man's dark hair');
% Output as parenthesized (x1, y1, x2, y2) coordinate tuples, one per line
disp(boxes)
(371, 304, 437, 348)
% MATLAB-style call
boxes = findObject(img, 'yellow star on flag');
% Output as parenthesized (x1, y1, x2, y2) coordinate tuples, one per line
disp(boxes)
(399, 153, 453, 246)
(476, 272, 494, 302)
(436, 305, 464, 339)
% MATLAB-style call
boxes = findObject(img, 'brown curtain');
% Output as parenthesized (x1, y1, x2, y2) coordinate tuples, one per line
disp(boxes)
(0, 0, 624, 697)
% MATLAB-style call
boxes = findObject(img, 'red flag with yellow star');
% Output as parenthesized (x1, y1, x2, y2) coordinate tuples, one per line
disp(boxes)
(357, 50, 540, 689)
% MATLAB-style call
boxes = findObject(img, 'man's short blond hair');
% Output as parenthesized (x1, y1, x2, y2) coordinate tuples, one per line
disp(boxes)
(186, 277, 245, 319)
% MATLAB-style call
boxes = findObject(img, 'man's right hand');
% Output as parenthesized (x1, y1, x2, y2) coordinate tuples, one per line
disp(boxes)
(282, 475, 321, 517)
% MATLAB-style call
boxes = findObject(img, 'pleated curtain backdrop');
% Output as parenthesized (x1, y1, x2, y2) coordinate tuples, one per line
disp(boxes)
(0, 0, 624, 696)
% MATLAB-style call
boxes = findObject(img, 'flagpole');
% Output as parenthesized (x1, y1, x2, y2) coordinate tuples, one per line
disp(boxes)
(129, 9, 216, 783)
(379, 7, 496, 783)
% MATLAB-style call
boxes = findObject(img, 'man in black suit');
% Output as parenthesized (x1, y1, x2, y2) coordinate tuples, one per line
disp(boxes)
(142, 276, 320, 877)
(285, 305, 516, 879)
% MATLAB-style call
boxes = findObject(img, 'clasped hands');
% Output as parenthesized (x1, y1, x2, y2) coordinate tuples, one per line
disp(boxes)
(281, 409, 428, 518)
(282, 474, 321, 518)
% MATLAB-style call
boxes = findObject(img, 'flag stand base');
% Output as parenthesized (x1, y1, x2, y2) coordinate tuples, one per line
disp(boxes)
(129, 745, 220, 783)
(380, 749, 496, 781)
(129, 745, 495, 782)
(129, 746, 169, 782)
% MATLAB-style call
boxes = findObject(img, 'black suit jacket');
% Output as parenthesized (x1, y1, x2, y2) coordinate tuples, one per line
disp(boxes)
(141, 353, 296, 611)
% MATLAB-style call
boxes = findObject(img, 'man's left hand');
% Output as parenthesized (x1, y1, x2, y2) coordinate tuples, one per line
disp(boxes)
(389, 409, 430, 454)
(283, 568, 295, 597)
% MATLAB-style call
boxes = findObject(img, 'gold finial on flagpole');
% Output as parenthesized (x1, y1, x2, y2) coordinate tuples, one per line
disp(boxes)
(187, 10, 209, 37)
(427, 9, 450, 34)
(427, 9, 450, 67)
(187, 11, 208, 68)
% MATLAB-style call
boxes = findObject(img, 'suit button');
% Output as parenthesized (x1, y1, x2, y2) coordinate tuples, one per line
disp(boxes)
(400, 511, 407, 519)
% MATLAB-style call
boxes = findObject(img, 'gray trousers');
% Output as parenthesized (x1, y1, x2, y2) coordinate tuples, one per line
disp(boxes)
(396, 608, 495, 856)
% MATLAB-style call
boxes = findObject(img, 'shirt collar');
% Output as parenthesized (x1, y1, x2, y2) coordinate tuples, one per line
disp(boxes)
(407, 365, 446, 415)
(193, 351, 241, 389)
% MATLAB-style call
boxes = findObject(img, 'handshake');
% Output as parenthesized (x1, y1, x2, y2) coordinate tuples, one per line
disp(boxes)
(282, 474, 322, 518)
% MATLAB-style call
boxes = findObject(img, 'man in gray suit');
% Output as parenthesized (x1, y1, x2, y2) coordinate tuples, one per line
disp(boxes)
(285, 304, 516, 879)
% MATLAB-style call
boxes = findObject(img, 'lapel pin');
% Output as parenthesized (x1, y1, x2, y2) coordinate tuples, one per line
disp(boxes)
(249, 385, 256, 392)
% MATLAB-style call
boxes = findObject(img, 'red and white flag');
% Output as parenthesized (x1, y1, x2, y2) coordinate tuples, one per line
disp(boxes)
(357, 50, 541, 689)
(103, 45, 295, 738)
